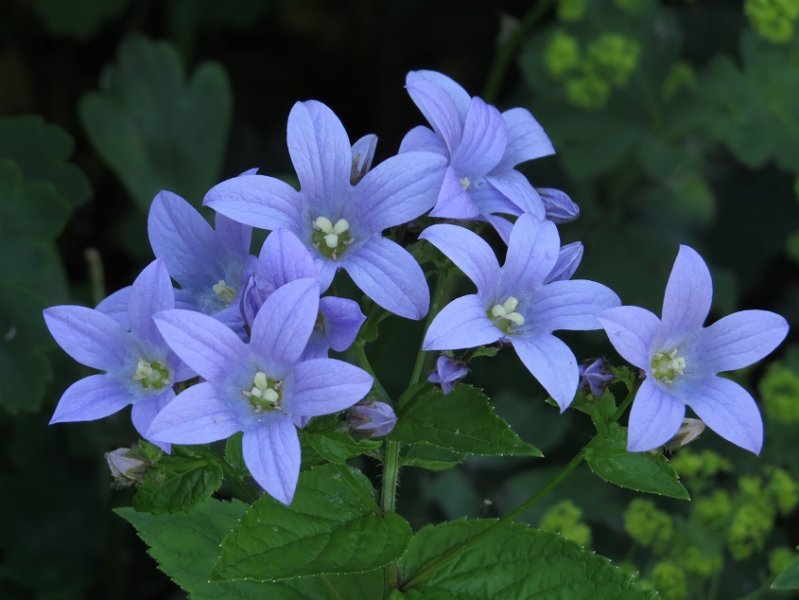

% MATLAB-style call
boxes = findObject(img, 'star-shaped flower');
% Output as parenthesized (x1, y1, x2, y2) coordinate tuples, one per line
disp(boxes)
(44, 260, 193, 450)
(204, 100, 447, 319)
(427, 354, 469, 394)
(421, 214, 620, 409)
(146, 278, 373, 504)
(598, 245, 789, 454)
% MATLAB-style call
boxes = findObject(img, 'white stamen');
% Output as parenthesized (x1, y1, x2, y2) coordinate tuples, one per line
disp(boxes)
(460, 177, 471, 191)
(212, 280, 236, 304)
(331, 219, 350, 235)
(506, 312, 525, 326)
(491, 305, 506, 318)
(314, 216, 333, 233)
(503, 296, 519, 312)
(324, 233, 339, 248)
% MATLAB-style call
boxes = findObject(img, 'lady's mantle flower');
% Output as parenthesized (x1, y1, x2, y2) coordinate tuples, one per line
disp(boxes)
(204, 100, 447, 320)
(427, 354, 469, 394)
(146, 278, 373, 504)
(421, 215, 620, 410)
(598, 246, 789, 454)
(44, 260, 193, 449)
(400, 70, 559, 240)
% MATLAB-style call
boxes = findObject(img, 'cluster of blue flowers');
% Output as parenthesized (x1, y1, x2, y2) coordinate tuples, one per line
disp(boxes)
(45, 70, 789, 505)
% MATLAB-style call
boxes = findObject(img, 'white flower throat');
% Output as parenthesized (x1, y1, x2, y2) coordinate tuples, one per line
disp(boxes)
(132, 358, 170, 390)
(212, 280, 236, 305)
(312, 216, 353, 259)
(651, 349, 686, 384)
(489, 296, 525, 332)
(243, 371, 283, 413)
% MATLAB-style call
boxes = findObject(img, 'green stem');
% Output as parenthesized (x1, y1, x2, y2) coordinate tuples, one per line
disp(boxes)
(408, 270, 449, 387)
(353, 342, 390, 402)
(84, 247, 106, 306)
(482, 0, 556, 103)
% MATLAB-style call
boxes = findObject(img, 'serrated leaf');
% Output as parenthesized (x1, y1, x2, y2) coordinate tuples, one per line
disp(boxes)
(400, 443, 465, 472)
(301, 429, 382, 466)
(399, 519, 658, 599)
(224, 432, 247, 476)
(132, 456, 223, 514)
(772, 559, 799, 590)
(0, 116, 91, 208)
(116, 499, 382, 599)
(585, 423, 689, 500)
(213, 464, 412, 582)
(79, 36, 232, 210)
(389, 384, 542, 457)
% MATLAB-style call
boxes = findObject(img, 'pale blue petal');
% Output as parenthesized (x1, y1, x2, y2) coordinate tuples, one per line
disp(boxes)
(483, 214, 513, 244)
(354, 151, 446, 231)
(153, 309, 248, 382)
(511, 334, 578, 411)
(485, 171, 545, 218)
(420, 224, 500, 292)
(319, 296, 365, 352)
(406, 79, 463, 154)
(243, 417, 301, 505)
(344, 237, 429, 320)
(626, 378, 685, 452)
(661, 245, 713, 335)
(131, 389, 174, 452)
(407, 70, 471, 119)
(43, 305, 131, 371)
(204, 174, 303, 231)
(423, 294, 501, 350)
(688, 376, 763, 454)
(129, 259, 175, 346)
(215, 213, 253, 257)
(697, 310, 789, 373)
(146, 382, 242, 444)
(451, 97, 506, 176)
(257, 229, 317, 290)
(399, 125, 447, 155)
(544, 242, 583, 284)
(495, 107, 555, 171)
(95, 286, 131, 329)
(540, 188, 580, 224)
(316, 259, 338, 292)
(286, 358, 373, 416)
(250, 278, 320, 368)
(598, 306, 661, 370)
(531, 279, 621, 332)
(501, 215, 559, 291)
(351, 134, 378, 184)
(50, 374, 132, 424)
(429, 166, 479, 219)
(469, 178, 525, 216)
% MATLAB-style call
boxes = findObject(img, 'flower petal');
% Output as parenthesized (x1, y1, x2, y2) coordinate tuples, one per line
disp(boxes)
(286, 358, 373, 416)
(204, 174, 303, 231)
(43, 305, 131, 371)
(407, 70, 471, 119)
(451, 97, 506, 176)
(250, 278, 320, 368)
(512, 334, 578, 411)
(495, 107, 555, 171)
(501, 214, 559, 291)
(485, 171, 545, 218)
(95, 286, 131, 329)
(287, 100, 352, 214)
(214, 213, 253, 257)
(344, 236, 430, 320)
(256, 229, 317, 290)
(531, 279, 621, 333)
(697, 309, 789, 373)
(354, 151, 446, 231)
(688, 376, 764, 454)
(131, 389, 174, 452)
(129, 259, 175, 346)
(597, 306, 661, 370)
(50, 374, 133, 424)
(146, 382, 242, 444)
(399, 125, 447, 154)
(626, 378, 685, 452)
(544, 242, 583, 284)
(153, 309, 248, 382)
(661, 245, 713, 335)
(242, 417, 301, 505)
(423, 294, 501, 350)
(406, 78, 463, 154)
(429, 166, 479, 219)
(420, 224, 500, 292)
(319, 296, 365, 352)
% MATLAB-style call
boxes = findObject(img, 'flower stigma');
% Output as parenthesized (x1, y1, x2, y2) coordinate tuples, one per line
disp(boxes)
(212, 280, 237, 305)
(489, 296, 525, 333)
(651, 349, 686, 384)
(131, 358, 170, 390)
(459, 176, 471, 191)
(243, 371, 283, 413)
(312, 216, 353, 259)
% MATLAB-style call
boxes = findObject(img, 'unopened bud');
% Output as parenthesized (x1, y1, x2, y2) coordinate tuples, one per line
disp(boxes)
(545, 241, 584, 284)
(348, 401, 397, 437)
(351, 134, 378, 184)
(105, 447, 148, 488)
(540, 188, 580, 224)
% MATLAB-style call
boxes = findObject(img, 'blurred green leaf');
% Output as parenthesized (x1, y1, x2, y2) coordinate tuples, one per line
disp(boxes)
(771, 559, 799, 590)
(31, 0, 130, 39)
(132, 454, 223, 514)
(80, 36, 232, 210)
(400, 443, 465, 472)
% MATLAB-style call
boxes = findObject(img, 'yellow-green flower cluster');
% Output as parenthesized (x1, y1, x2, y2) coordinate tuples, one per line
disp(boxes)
(540, 499, 592, 547)
(613, 0, 654, 13)
(544, 30, 582, 78)
(745, 0, 799, 44)
(759, 362, 799, 425)
(649, 560, 688, 600)
(727, 501, 775, 560)
(587, 34, 641, 86)
(670, 449, 731, 480)
(557, 0, 587, 22)
(693, 490, 733, 526)
(662, 62, 696, 99)
(677, 547, 723, 578)
(624, 498, 674, 551)
(766, 467, 799, 515)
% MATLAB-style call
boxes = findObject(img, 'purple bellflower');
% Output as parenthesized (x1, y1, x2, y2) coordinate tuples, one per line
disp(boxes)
(146, 278, 374, 504)
(44, 260, 194, 450)
(400, 70, 559, 241)
(427, 354, 469, 394)
(598, 246, 789, 454)
(203, 100, 447, 320)
(240, 229, 365, 358)
(348, 401, 397, 437)
(148, 191, 254, 333)
(578, 358, 614, 398)
(421, 214, 620, 410)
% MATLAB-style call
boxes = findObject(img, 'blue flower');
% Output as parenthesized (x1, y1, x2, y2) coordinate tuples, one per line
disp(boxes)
(44, 260, 194, 450)
(204, 101, 447, 319)
(348, 401, 397, 438)
(427, 354, 469, 394)
(598, 246, 789, 454)
(578, 358, 614, 398)
(146, 278, 373, 504)
(421, 214, 620, 410)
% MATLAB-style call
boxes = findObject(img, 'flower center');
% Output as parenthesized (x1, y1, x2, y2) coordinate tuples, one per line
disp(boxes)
(131, 359, 170, 390)
(312, 216, 353, 260)
(459, 176, 471, 191)
(242, 371, 283, 413)
(488, 296, 525, 333)
(651, 349, 686, 384)
(212, 280, 237, 305)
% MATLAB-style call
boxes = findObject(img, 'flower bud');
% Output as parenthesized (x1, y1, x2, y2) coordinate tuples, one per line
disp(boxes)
(545, 242, 584, 284)
(348, 401, 397, 437)
(351, 134, 378, 184)
(665, 418, 705, 452)
(428, 354, 469, 394)
(105, 447, 148, 488)
(539, 188, 580, 224)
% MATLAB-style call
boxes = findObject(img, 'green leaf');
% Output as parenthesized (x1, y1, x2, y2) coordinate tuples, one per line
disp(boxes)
(389, 384, 542, 457)
(30, 0, 129, 39)
(224, 432, 247, 476)
(0, 116, 91, 208)
(79, 36, 232, 210)
(399, 519, 657, 599)
(301, 429, 382, 466)
(132, 455, 223, 514)
(585, 423, 690, 500)
(400, 443, 465, 472)
(772, 559, 799, 590)
(117, 499, 381, 599)
(212, 464, 412, 582)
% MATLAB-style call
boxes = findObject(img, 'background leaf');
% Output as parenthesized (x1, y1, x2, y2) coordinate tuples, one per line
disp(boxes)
(132, 454, 224, 514)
